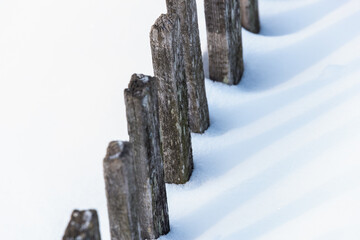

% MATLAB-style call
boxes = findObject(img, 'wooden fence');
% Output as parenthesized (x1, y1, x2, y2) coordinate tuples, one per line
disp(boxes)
(62, 0, 260, 239)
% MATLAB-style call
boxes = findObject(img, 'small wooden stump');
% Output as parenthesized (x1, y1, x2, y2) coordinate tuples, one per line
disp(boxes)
(204, 0, 244, 85)
(63, 209, 101, 240)
(103, 141, 141, 240)
(166, 0, 210, 133)
(124, 74, 170, 239)
(240, 0, 260, 33)
(150, 14, 194, 184)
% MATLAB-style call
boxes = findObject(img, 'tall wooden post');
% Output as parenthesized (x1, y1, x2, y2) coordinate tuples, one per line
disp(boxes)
(204, 0, 244, 85)
(150, 14, 194, 184)
(63, 209, 101, 240)
(240, 0, 260, 33)
(166, 0, 210, 133)
(103, 141, 141, 240)
(124, 74, 170, 239)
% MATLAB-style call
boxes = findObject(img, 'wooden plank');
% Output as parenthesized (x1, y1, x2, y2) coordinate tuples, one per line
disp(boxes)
(150, 14, 194, 184)
(240, 0, 260, 33)
(124, 74, 170, 239)
(103, 141, 141, 240)
(205, 0, 244, 85)
(166, 0, 210, 133)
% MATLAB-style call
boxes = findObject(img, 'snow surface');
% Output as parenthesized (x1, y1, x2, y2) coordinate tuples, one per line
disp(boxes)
(1, 0, 360, 239)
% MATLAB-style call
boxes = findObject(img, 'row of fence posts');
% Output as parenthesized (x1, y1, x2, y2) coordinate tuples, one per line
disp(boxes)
(62, 0, 260, 239)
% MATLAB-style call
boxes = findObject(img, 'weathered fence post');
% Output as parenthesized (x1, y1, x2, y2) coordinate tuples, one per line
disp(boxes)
(239, 0, 260, 33)
(63, 209, 101, 240)
(204, 0, 244, 85)
(103, 141, 141, 240)
(166, 0, 210, 133)
(124, 74, 170, 239)
(150, 14, 194, 184)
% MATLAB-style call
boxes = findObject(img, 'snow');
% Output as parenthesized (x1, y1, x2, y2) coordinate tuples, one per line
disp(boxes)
(137, 74, 150, 83)
(80, 210, 92, 231)
(1, 0, 360, 239)
(108, 141, 124, 160)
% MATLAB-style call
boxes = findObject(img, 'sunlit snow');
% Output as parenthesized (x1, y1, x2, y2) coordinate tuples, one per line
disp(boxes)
(1, 0, 360, 239)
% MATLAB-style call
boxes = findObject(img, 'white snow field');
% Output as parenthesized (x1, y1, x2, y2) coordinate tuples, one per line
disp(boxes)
(1, 0, 360, 239)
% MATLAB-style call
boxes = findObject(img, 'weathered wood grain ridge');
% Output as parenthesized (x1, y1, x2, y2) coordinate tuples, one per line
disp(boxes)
(103, 141, 141, 240)
(63, 209, 101, 240)
(150, 14, 194, 184)
(124, 74, 170, 239)
(166, 0, 210, 133)
(204, 0, 244, 85)
(240, 0, 260, 33)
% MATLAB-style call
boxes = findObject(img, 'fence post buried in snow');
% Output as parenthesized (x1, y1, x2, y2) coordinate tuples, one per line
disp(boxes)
(150, 14, 194, 184)
(62, 209, 101, 240)
(124, 74, 170, 239)
(166, 0, 210, 133)
(204, 0, 244, 85)
(239, 0, 260, 33)
(103, 141, 141, 240)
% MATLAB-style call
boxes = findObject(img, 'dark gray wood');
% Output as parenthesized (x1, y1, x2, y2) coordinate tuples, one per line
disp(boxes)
(150, 14, 194, 184)
(204, 0, 244, 85)
(103, 141, 141, 240)
(62, 209, 101, 240)
(240, 0, 260, 33)
(124, 74, 170, 239)
(166, 0, 210, 133)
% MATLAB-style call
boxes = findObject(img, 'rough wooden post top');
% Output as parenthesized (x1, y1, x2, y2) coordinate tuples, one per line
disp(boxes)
(240, 0, 260, 33)
(103, 140, 141, 240)
(125, 74, 155, 99)
(63, 209, 101, 240)
(104, 141, 131, 163)
(150, 13, 178, 44)
(151, 13, 176, 32)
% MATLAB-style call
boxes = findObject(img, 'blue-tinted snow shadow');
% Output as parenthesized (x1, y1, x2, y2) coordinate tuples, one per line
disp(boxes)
(202, 0, 346, 75)
(205, 64, 342, 137)
(203, 57, 360, 138)
(197, 73, 360, 180)
(259, 0, 350, 36)
(179, 4, 360, 239)
(205, 58, 360, 137)
(202, 9, 360, 91)
(225, 173, 356, 240)
(240, 10, 360, 91)
(171, 100, 360, 239)
(170, 76, 360, 238)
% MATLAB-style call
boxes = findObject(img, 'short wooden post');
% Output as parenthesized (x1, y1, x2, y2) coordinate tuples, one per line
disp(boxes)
(62, 209, 101, 240)
(166, 0, 210, 133)
(103, 141, 141, 240)
(239, 0, 260, 33)
(204, 0, 244, 85)
(150, 14, 194, 184)
(124, 74, 170, 239)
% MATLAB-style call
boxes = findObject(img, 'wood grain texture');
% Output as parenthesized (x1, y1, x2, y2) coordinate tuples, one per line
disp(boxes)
(103, 141, 141, 240)
(205, 0, 244, 85)
(124, 74, 170, 239)
(150, 14, 194, 184)
(63, 209, 101, 240)
(240, 0, 260, 33)
(166, 0, 210, 133)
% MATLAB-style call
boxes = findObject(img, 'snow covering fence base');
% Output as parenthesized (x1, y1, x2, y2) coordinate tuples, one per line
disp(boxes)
(204, 0, 244, 85)
(103, 141, 141, 240)
(124, 74, 170, 239)
(62, 209, 101, 240)
(239, 0, 260, 33)
(166, 0, 210, 134)
(150, 14, 194, 184)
